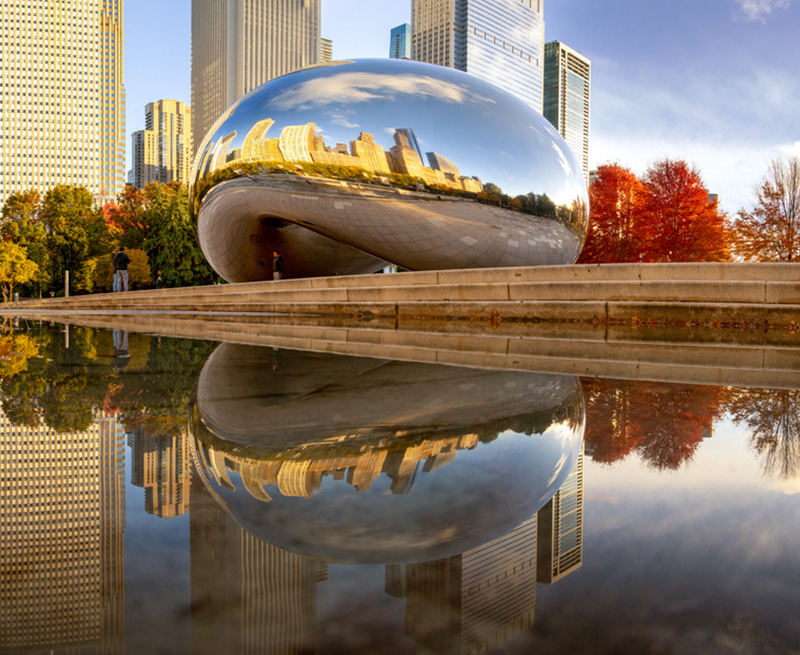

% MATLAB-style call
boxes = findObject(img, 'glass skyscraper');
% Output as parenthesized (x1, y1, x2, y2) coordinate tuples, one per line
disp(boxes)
(543, 41, 591, 181)
(390, 23, 412, 59)
(411, 0, 545, 112)
(0, 0, 126, 206)
(191, 0, 322, 158)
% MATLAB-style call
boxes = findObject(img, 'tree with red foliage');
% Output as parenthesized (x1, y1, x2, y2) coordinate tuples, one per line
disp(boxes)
(640, 159, 731, 262)
(577, 163, 648, 264)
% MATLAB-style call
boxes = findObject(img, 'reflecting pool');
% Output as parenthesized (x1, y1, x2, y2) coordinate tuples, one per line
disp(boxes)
(1, 323, 799, 654)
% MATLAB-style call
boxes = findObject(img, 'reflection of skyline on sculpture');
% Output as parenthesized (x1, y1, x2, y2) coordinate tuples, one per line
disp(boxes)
(190, 59, 589, 282)
(216, 119, 485, 195)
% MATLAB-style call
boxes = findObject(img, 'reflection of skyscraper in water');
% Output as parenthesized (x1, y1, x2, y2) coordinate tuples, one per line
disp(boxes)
(537, 445, 584, 584)
(0, 411, 125, 653)
(390, 516, 538, 654)
(128, 428, 191, 518)
(190, 467, 327, 654)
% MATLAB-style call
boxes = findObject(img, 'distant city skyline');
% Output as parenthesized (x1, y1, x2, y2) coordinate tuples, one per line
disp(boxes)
(123, 0, 800, 214)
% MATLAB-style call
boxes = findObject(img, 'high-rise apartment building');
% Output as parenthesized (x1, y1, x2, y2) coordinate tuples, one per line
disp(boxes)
(0, 410, 125, 653)
(411, 0, 545, 112)
(390, 23, 412, 59)
(129, 100, 193, 188)
(0, 0, 126, 206)
(191, 0, 321, 158)
(321, 37, 333, 62)
(543, 41, 591, 181)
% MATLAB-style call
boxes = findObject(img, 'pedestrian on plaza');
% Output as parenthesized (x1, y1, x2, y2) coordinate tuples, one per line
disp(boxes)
(113, 247, 130, 292)
(111, 250, 119, 292)
(273, 249, 284, 281)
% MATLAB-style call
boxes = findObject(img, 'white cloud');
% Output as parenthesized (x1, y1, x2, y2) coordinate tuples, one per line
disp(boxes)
(269, 72, 496, 111)
(588, 62, 800, 213)
(735, 0, 790, 22)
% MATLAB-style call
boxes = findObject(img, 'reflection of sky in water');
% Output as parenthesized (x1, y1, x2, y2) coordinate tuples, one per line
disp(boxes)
(208, 59, 584, 203)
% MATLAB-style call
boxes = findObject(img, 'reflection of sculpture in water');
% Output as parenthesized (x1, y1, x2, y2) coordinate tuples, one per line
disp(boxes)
(189, 342, 584, 564)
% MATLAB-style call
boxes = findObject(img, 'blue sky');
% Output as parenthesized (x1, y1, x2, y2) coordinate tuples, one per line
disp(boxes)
(125, 0, 799, 213)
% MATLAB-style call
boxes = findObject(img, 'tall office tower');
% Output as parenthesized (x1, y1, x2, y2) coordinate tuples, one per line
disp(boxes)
(537, 445, 584, 584)
(398, 516, 538, 653)
(321, 37, 333, 62)
(129, 100, 193, 189)
(390, 23, 412, 59)
(0, 411, 125, 653)
(189, 468, 326, 654)
(543, 41, 591, 181)
(191, 0, 322, 157)
(0, 0, 126, 207)
(411, 0, 545, 112)
(128, 428, 191, 518)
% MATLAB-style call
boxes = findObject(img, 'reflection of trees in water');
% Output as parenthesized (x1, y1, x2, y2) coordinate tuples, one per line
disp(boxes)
(582, 378, 726, 470)
(0, 324, 215, 436)
(726, 388, 800, 480)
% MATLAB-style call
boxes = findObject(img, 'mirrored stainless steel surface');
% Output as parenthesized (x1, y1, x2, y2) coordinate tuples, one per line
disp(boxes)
(189, 59, 589, 282)
(190, 343, 585, 564)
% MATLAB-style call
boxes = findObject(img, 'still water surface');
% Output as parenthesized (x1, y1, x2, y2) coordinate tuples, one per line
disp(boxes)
(1, 323, 798, 654)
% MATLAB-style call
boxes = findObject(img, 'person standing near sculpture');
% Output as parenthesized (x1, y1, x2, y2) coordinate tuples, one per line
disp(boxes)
(273, 250, 283, 281)
(111, 250, 119, 292)
(113, 247, 130, 292)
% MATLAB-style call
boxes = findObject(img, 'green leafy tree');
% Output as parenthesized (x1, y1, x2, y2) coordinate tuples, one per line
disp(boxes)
(0, 241, 39, 301)
(139, 182, 217, 287)
(40, 185, 114, 294)
(0, 189, 49, 295)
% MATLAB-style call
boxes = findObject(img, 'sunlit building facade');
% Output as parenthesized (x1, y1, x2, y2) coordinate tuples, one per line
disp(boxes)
(321, 36, 333, 62)
(0, 0, 126, 206)
(191, 0, 321, 157)
(410, 0, 545, 112)
(129, 99, 193, 188)
(0, 411, 125, 653)
(543, 41, 591, 181)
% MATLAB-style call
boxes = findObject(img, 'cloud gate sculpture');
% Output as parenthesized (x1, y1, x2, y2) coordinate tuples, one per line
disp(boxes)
(190, 58, 589, 282)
